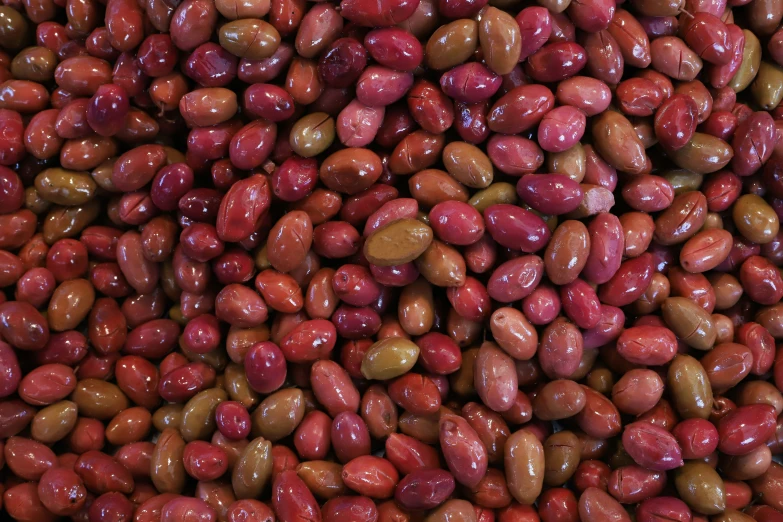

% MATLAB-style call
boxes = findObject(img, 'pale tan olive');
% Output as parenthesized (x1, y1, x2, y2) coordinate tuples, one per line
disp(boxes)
(664, 169, 702, 194)
(478, 7, 522, 75)
(296, 461, 346, 499)
(11, 46, 57, 82)
(31, 400, 78, 443)
(232, 436, 273, 499)
(153, 404, 184, 432)
(163, 146, 186, 164)
(733, 194, 780, 244)
(536, 0, 570, 13)
(361, 338, 420, 380)
(450, 348, 478, 396)
(364, 219, 434, 267)
(425, 20, 478, 71)
(0, 6, 28, 50)
(179, 388, 227, 442)
(219, 19, 281, 60)
(544, 220, 590, 286)
(634, 272, 671, 315)
(105, 407, 152, 446)
(414, 239, 467, 287)
(289, 112, 335, 158)
(254, 243, 271, 270)
(251, 388, 305, 441)
(91, 158, 118, 192)
(702, 212, 724, 231)
(43, 200, 101, 244)
(410, 169, 469, 207)
(592, 112, 646, 175)
(668, 354, 714, 420)
(548, 143, 586, 182)
(505, 429, 544, 504)
(151, 427, 186, 494)
(469, 182, 518, 213)
(534, 381, 587, 421)
(667, 133, 734, 174)
(543, 430, 580, 486)
(48, 278, 95, 332)
(398, 0, 439, 38)
(674, 461, 726, 515)
(443, 142, 494, 189)
(398, 278, 435, 336)
(215, 0, 271, 19)
(224, 363, 260, 409)
(662, 297, 717, 350)
(71, 379, 129, 420)
(730, 30, 761, 93)
(752, 61, 783, 110)
(25, 186, 51, 214)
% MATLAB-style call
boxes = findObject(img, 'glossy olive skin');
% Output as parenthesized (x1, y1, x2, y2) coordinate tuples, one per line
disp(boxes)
(2, 0, 783, 518)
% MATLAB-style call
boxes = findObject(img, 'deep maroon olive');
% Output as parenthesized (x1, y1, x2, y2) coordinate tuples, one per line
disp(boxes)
(89, 492, 135, 522)
(271, 156, 318, 201)
(185, 43, 237, 87)
(137, 34, 179, 77)
(181, 313, 220, 354)
(216, 401, 251, 440)
(151, 163, 195, 212)
(244, 341, 287, 394)
(318, 38, 367, 88)
(87, 84, 130, 137)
